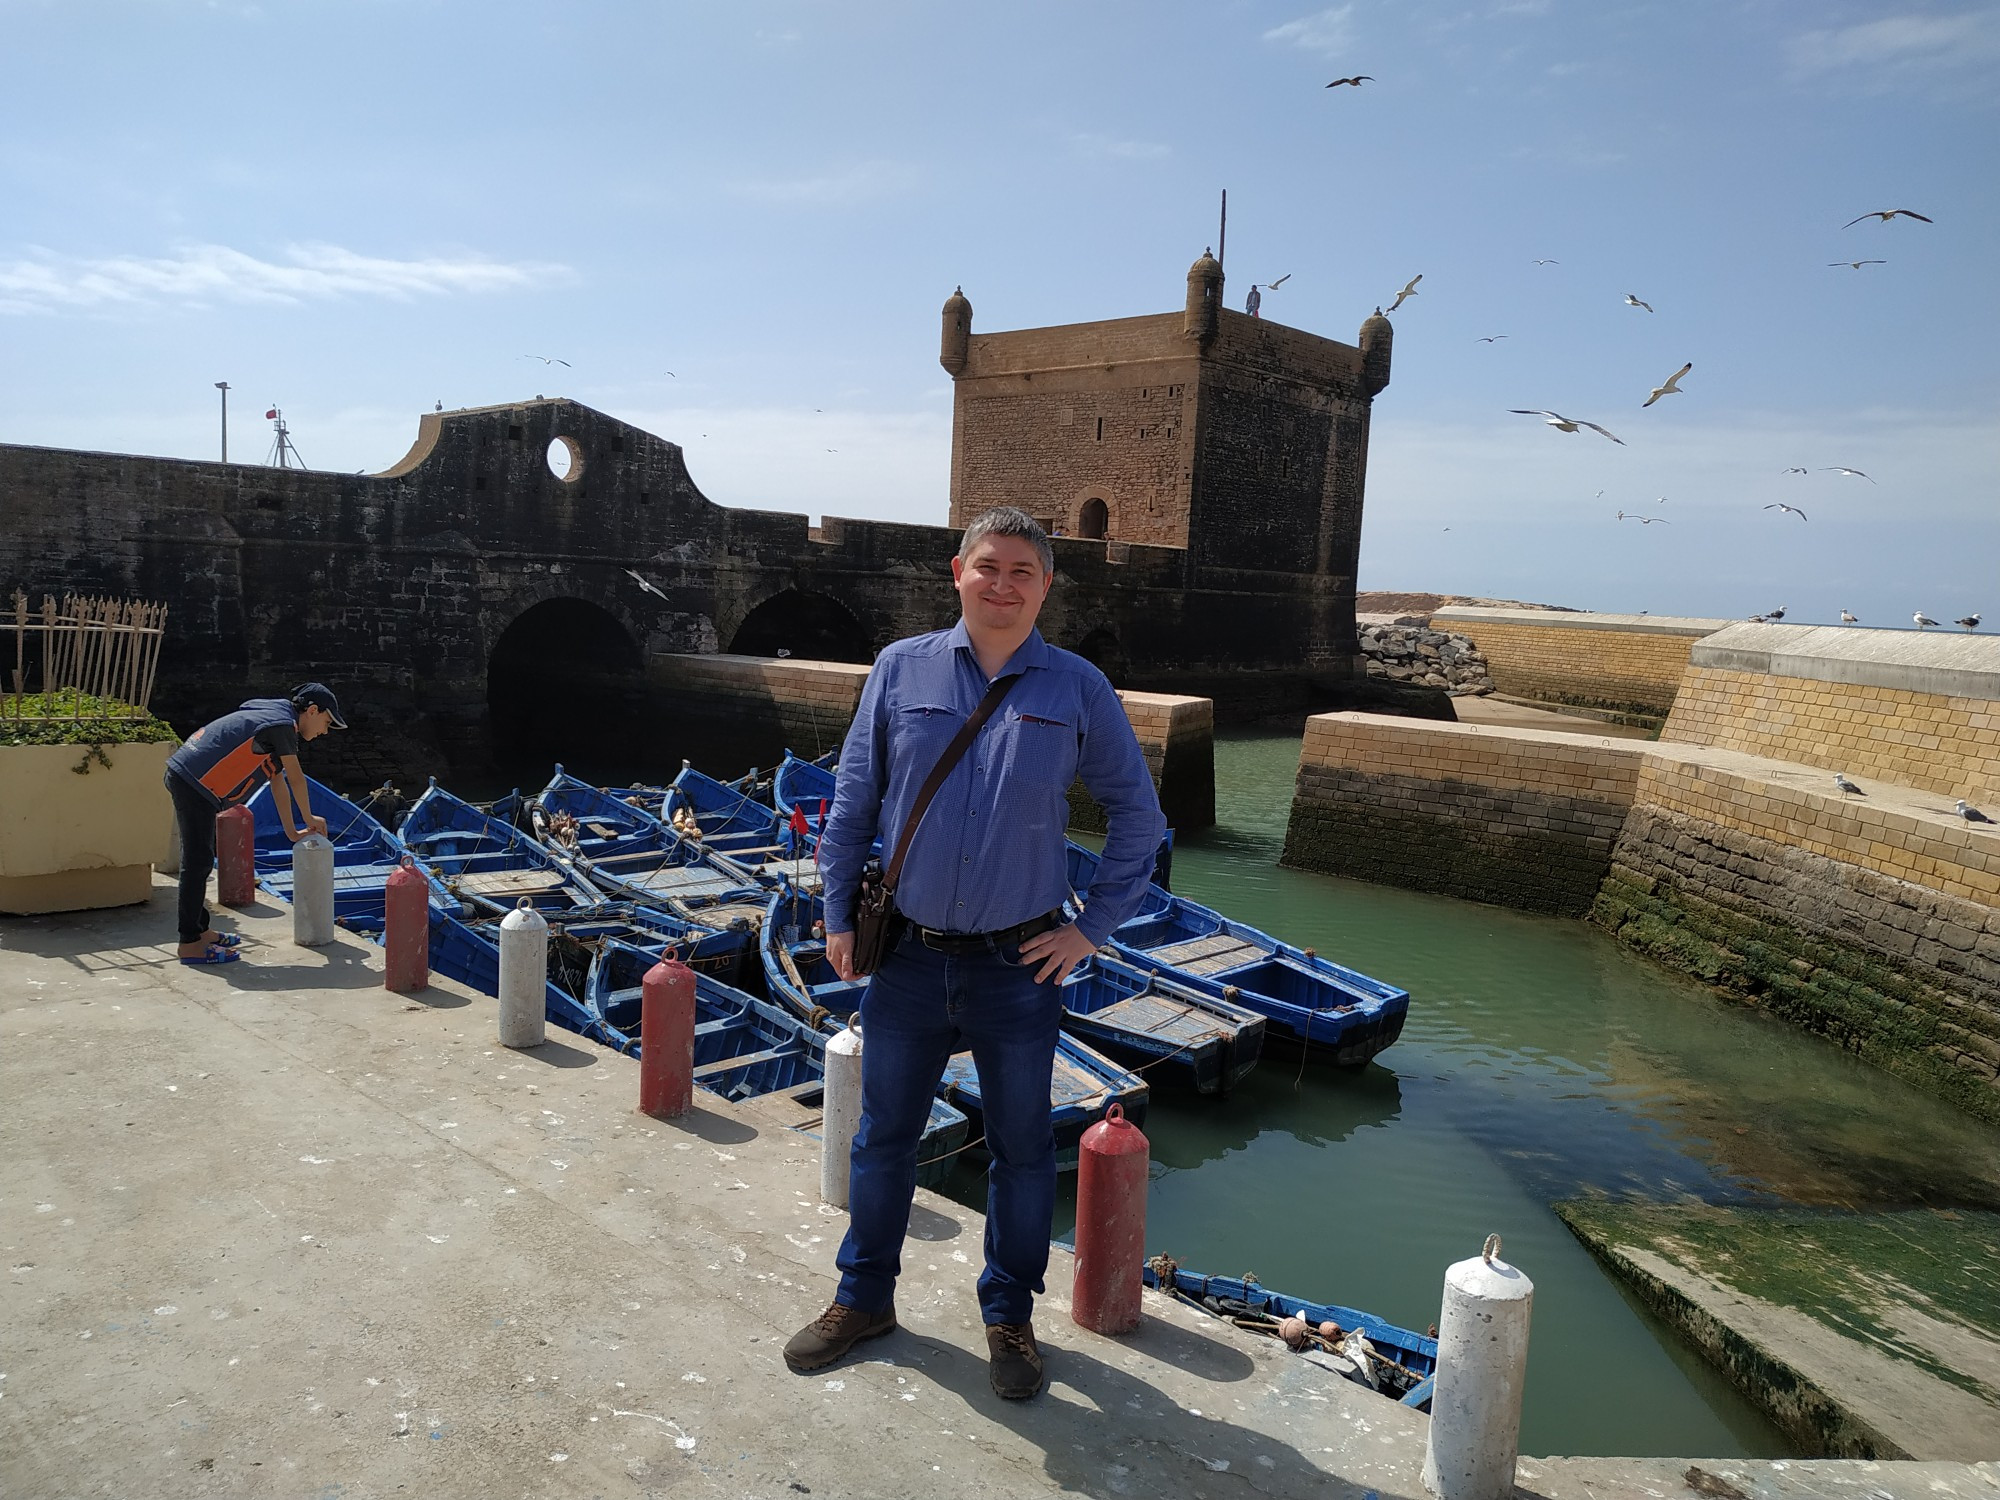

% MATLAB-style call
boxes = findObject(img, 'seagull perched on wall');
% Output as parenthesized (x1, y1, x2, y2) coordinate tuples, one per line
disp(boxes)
(623, 568, 668, 600)
(1955, 614, 1982, 632)
(1388, 275, 1422, 312)
(1840, 608, 1859, 624)
(1834, 773, 1866, 797)
(1510, 409, 1624, 444)
(1821, 466, 1875, 482)
(1625, 293, 1653, 312)
(1842, 209, 1932, 228)
(1763, 503, 1809, 521)
(1643, 362, 1692, 407)
(1958, 800, 1997, 825)
(1914, 612, 1940, 630)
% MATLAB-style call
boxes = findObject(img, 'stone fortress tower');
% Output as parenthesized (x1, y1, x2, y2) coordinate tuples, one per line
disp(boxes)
(942, 251, 1393, 583)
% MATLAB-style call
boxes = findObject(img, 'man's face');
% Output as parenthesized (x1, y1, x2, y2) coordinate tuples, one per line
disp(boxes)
(951, 534, 1052, 635)
(298, 705, 332, 741)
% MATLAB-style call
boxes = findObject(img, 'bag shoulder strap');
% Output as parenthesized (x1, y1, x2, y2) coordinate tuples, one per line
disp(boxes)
(882, 672, 1021, 892)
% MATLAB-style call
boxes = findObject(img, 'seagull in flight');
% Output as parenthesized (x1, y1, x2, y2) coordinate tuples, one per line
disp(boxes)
(1914, 612, 1940, 630)
(1388, 275, 1422, 312)
(1821, 466, 1875, 482)
(1833, 773, 1866, 797)
(1616, 511, 1669, 524)
(1763, 503, 1808, 521)
(1782, 467, 1809, 475)
(1533, 258, 1559, 266)
(1958, 800, 1997, 825)
(1829, 260, 1887, 270)
(623, 569, 668, 601)
(1625, 293, 1653, 312)
(1474, 335, 1509, 343)
(1642, 362, 1692, 408)
(1840, 609, 1859, 624)
(1510, 409, 1624, 444)
(1956, 614, 1983, 632)
(1842, 209, 1932, 228)
(523, 354, 571, 367)
(1325, 75, 1373, 87)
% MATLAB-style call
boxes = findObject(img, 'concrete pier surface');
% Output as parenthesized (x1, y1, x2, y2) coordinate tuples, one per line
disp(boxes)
(6, 880, 2000, 1500)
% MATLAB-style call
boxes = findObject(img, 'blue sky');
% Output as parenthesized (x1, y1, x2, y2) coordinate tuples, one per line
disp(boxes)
(4, 1, 1994, 627)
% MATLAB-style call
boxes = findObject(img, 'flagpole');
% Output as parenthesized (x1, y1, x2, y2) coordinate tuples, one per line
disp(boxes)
(214, 382, 230, 462)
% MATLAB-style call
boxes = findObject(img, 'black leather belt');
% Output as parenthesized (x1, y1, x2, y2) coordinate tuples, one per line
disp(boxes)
(908, 909, 1063, 955)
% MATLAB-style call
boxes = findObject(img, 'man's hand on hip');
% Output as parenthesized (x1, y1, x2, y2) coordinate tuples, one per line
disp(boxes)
(1018, 922, 1095, 985)
(827, 929, 857, 982)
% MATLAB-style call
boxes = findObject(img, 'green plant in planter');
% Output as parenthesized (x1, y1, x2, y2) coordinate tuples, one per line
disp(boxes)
(1, 690, 181, 763)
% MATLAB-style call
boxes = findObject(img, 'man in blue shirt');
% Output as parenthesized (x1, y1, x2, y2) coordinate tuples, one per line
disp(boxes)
(785, 507, 1166, 1399)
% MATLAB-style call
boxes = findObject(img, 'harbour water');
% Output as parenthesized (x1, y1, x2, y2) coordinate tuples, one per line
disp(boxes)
(942, 729, 2000, 1458)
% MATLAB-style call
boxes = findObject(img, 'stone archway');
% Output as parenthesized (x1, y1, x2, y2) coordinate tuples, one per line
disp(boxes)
(727, 588, 874, 664)
(1071, 625, 1129, 687)
(486, 597, 646, 780)
(1078, 497, 1110, 540)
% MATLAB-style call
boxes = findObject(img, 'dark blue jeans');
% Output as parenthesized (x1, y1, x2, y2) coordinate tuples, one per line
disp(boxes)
(165, 772, 217, 945)
(833, 932, 1062, 1327)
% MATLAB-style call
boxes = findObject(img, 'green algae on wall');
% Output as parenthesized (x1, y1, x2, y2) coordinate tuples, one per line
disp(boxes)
(1555, 1200, 2000, 1461)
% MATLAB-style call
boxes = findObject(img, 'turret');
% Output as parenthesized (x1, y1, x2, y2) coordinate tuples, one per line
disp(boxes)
(939, 286, 972, 375)
(1358, 307, 1393, 397)
(1183, 249, 1222, 347)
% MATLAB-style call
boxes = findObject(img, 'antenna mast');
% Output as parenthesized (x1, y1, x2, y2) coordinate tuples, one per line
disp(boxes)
(1217, 189, 1227, 271)
(264, 406, 308, 470)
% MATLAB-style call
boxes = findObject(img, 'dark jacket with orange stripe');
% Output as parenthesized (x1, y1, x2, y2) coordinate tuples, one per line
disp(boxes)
(166, 699, 301, 810)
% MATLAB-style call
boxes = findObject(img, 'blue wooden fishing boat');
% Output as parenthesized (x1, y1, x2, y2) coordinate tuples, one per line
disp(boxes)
(400, 780, 609, 918)
(1067, 843, 1409, 1067)
(583, 938, 968, 1188)
(772, 748, 840, 825)
(244, 775, 429, 932)
(758, 887, 1150, 1172)
(1057, 954, 1265, 1095)
(1140, 1260, 1438, 1410)
(530, 768, 769, 930)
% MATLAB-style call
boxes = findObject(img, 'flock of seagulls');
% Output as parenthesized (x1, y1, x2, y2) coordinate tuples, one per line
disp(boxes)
(1913, 612, 1982, 632)
(1745, 607, 1981, 633)
(1828, 771, 1996, 828)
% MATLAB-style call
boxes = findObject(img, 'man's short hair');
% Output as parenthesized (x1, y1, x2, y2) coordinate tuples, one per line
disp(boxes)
(959, 506, 1054, 576)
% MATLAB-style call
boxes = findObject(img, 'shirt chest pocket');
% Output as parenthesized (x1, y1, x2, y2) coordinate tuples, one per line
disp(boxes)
(993, 709, 1078, 788)
(890, 703, 965, 766)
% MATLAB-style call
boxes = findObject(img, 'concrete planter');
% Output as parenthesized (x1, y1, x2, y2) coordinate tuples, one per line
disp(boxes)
(0, 741, 178, 914)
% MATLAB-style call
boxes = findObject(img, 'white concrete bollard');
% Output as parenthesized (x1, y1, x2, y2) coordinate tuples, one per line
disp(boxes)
(291, 834, 336, 947)
(820, 1018, 864, 1208)
(497, 898, 548, 1050)
(1422, 1235, 1534, 1500)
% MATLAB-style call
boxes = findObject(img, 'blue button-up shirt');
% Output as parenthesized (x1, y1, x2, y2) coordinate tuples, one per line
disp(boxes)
(819, 621, 1166, 947)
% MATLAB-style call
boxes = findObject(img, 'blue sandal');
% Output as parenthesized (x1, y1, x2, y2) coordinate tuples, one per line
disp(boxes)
(180, 943, 240, 966)
(210, 932, 243, 949)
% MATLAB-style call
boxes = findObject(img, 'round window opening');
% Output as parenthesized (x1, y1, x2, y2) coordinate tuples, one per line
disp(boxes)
(546, 435, 584, 483)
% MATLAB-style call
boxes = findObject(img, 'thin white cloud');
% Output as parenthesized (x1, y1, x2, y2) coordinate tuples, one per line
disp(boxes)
(1262, 5, 1355, 58)
(1491, 0, 1551, 16)
(1790, 11, 2000, 78)
(0, 242, 566, 315)
(1069, 132, 1171, 161)
(729, 161, 918, 206)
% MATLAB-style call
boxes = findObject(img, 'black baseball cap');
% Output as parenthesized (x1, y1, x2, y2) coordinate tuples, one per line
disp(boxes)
(290, 682, 347, 728)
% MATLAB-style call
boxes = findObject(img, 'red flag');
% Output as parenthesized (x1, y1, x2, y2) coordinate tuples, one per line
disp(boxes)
(265, 408, 278, 419)
(788, 806, 809, 838)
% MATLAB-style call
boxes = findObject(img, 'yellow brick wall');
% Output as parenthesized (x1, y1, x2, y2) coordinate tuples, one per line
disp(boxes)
(1663, 666, 2000, 805)
(1450, 621, 1701, 714)
(1301, 712, 1644, 799)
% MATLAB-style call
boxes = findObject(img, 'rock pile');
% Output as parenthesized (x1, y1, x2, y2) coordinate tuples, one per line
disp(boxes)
(1357, 619, 1495, 696)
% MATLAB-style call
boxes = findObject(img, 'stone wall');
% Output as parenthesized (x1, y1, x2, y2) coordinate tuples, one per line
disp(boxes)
(1281, 714, 1640, 914)
(1282, 713, 2000, 1119)
(1431, 607, 1731, 719)
(649, 654, 1216, 832)
(1662, 623, 2000, 805)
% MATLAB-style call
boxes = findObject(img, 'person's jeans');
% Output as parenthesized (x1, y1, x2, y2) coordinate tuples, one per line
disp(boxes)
(165, 772, 217, 945)
(833, 932, 1062, 1327)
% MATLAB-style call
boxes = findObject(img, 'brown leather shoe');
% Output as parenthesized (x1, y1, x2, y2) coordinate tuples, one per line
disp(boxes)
(783, 1300, 897, 1373)
(986, 1321, 1046, 1399)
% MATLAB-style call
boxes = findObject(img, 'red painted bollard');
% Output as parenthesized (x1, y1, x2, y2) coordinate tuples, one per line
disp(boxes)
(638, 956, 695, 1119)
(1072, 1102, 1150, 1335)
(215, 805, 256, 907)
(382, 856, 430, 994)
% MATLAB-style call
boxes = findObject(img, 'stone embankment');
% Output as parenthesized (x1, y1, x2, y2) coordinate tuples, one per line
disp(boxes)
(1355, 616, 1495, 697)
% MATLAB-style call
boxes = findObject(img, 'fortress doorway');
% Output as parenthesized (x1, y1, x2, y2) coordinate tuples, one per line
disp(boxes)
(1079, 498, 1109, 539)
(728, 589, 875, 664)
(486, 598, 650, 783)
